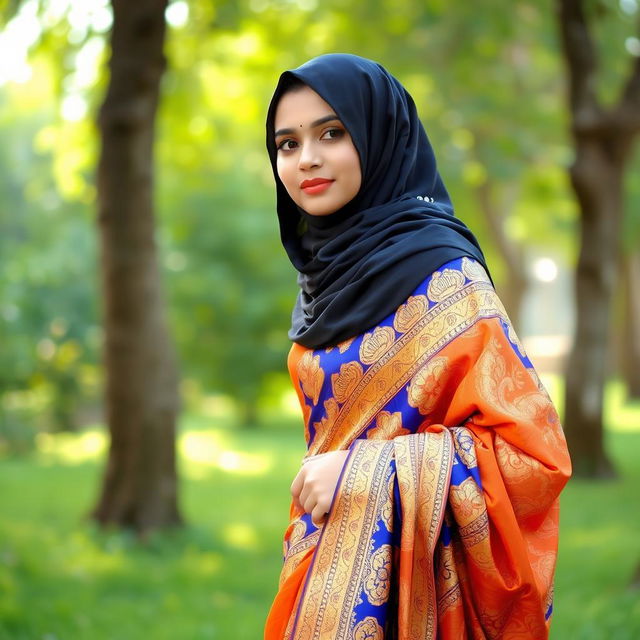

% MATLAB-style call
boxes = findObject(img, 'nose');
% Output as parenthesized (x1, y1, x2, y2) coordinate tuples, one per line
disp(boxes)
(298, 140, 322, 171)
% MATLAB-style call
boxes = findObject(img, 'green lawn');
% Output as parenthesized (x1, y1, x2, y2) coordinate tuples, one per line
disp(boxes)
(1, 387, 639, 639)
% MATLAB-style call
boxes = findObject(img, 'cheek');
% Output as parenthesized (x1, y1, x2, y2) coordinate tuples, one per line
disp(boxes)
(276, 160, 293, 190)
(343, 149, 362, 192)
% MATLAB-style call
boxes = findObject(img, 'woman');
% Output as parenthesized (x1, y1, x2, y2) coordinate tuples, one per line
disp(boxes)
(263, 53, 571, 640)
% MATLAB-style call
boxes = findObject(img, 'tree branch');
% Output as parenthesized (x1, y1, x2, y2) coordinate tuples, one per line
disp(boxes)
(475, 180, 525, 280)
(617, 42, 640, 134)
(556, 0, 603, 130)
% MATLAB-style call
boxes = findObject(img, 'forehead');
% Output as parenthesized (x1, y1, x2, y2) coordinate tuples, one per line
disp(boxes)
(274, 85, 336, 129)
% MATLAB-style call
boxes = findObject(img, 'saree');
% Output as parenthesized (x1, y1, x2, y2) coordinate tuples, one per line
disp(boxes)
(264, 257, 572, 640)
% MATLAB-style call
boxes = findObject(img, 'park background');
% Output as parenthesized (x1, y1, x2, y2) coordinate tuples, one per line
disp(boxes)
(1, 0, 639, 637)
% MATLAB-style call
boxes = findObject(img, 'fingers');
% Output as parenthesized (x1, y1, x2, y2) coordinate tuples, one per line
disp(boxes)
(290, 468, 304, 510)
(311, 503, 329, 528)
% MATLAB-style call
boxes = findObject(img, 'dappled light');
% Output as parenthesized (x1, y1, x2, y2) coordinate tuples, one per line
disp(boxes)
(35, 430, 106, 464)
(179, 430, 273, 476)
(1, 0, 639, 637)
(222, 522, 260, 551)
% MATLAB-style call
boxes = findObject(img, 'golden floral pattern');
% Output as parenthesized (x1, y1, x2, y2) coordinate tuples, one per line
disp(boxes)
(449, 477, 484, 522)
(312, 397, 340, 438)
(427, 268, 465, 303)
(407, 355, 449, 415)
(367, 411, 409, 440)
(353, 616, 383, 640)
(393, 294, 429, 333)
(359, 325, 396, 365)
(379, 467, 394, 526)
(461, 257, 491, 283)
(338, 336, 356, 354)
(363, 545, 392, 606)
(269, 258, 570, 640)
(296, 351, 324, 406)
(331, 361, 365, 404)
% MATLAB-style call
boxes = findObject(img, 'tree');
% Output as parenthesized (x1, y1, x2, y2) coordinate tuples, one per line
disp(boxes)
(620, 151, 640, 399)
(92, 0, 181, 532)
(556, 0, 640, 476)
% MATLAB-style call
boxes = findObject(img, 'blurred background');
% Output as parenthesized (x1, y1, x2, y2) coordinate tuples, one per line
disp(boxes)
(0, 0, 639, 638)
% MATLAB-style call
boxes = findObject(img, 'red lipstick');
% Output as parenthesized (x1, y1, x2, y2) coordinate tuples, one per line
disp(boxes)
(300, 178, 334, 195)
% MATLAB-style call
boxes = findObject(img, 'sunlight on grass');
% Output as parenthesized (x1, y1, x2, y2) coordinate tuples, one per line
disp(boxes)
(179, 430, 273, 476)
(35, 429, 106, 464)
(565, 525, 625, 548)
(1, 414, 639, 638)
(179, 549, 223, 578)
(604, 379, 640, 432)
(221, 522, 259, 551)
(61, 530, 127, 578)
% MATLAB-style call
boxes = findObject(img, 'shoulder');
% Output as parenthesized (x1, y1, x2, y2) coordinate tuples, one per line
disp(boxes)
(394, 256, 500, 325)
(419, 256, 492, 302)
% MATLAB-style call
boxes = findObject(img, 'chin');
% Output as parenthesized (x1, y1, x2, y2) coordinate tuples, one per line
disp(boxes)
(300, 200, 342, 217)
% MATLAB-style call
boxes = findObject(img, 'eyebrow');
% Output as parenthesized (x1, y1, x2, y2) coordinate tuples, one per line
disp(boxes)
(274, 114, 341, 138)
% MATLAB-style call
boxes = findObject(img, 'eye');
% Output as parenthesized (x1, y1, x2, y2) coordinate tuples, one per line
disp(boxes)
(321, 127, 345, 141)
(276, 138, 298, 152)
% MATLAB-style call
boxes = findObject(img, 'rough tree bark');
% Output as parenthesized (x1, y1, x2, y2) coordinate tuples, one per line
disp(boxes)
(622, 251, 640, 399)
(92, 0, 181, 532)
(556, 0, 640, 477)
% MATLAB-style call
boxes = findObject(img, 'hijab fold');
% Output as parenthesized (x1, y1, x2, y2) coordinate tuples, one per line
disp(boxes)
(266, 53, 490, 349)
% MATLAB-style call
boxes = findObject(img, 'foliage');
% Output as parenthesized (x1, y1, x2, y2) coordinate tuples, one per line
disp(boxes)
(0, 68, 100, 439)
(1, 0, 638, 438)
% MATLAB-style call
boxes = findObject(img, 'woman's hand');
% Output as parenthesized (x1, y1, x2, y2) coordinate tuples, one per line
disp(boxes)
(291, 450, 350, 527)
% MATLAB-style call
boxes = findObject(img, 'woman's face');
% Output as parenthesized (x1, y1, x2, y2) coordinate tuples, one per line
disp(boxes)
(273, 85, 361, 217)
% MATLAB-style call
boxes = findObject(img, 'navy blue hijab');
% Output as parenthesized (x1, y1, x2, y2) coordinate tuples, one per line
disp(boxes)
(266, 53, 490, 349)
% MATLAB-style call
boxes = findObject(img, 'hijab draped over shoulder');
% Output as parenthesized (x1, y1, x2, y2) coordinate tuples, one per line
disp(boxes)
(265, 53, 490, 349)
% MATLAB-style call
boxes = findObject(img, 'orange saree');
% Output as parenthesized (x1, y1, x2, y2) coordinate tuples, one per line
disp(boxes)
(265, 257, 571, 639)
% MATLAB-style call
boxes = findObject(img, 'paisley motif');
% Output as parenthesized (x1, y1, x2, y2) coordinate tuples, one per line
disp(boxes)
(285, 518, 307, 549)
(296, 351, 324, 406)
(393, 294, 429, 333)
(353, 616, 384, 640)
(359, 325, 396, 365)
(269, 258, 570, 640)
(363, 544, 392, 606)
(331, 361, 365, 404)
(494, 435, 538, 482)
(475, 336, 552, 426)
(407, 355, 449, 415)
(427, 268, 465, 303)
(451, 426, 478, 469)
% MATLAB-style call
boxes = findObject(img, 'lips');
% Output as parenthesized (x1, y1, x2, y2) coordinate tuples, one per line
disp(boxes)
(300, 178, 334, 195)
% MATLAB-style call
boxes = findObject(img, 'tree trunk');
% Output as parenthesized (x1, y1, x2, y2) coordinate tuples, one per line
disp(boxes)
(92, 0, 181, 533)
(556, 0, 640, 477)
(621, 251, 640, 399)
(562, 140, 623, 477)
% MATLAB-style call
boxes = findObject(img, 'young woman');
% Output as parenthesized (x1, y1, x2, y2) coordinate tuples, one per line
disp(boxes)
(263, 53, 571, 640)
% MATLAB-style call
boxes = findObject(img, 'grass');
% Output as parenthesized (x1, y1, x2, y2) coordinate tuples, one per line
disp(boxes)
(0, 384, 639, 639)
